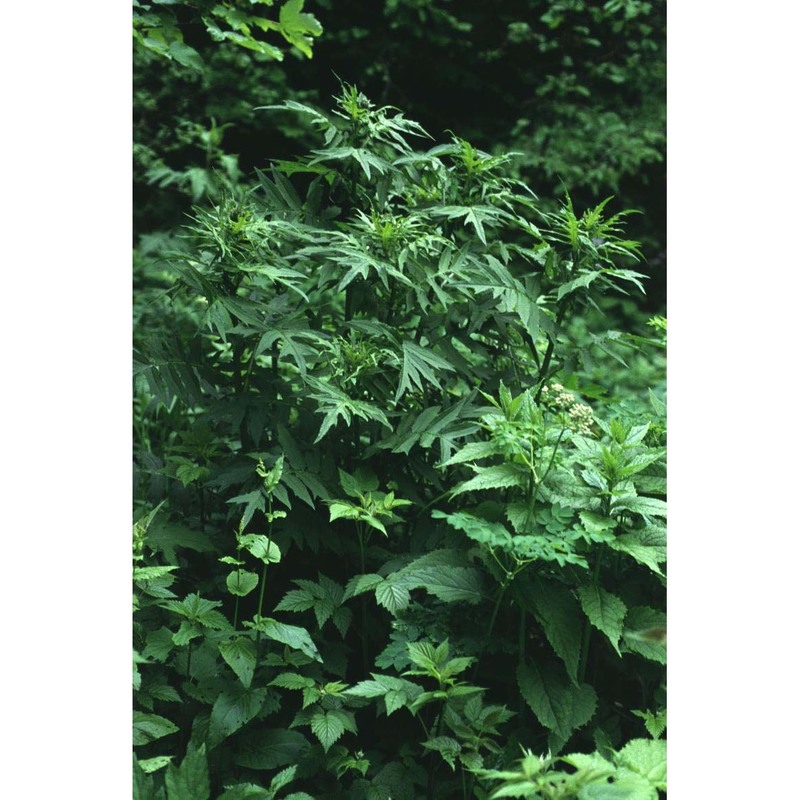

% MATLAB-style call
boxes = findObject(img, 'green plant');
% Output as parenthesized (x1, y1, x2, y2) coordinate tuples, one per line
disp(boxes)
(134, 87, 665, 798)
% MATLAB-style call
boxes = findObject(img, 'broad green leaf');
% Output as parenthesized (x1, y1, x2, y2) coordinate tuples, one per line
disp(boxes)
(270, 672, 316, 691)
(450, 463, 528, 497)
(576, 584, 627, 655)
(250, 617, 323, 662)
(519, 578, 583, 683)
(310, 709, 347, 752)
(375, 580, 411, 614)
(606, 526, 666, 575)
(235, 729, 311, 770)
(165, 745, 209, 800)
(343, 573, 384, 600)
(623, 607, 666, 664)
(612, 495, 667, 519)
(209, 687, 267, 747)
(218, 637, 257, 688)
(422, 736, 461, 769)
(240, 534, 281, 564)
(133, 712, 179, 746)
(517, 662, 597, 743)
(138, 755, 173, 774)
(577, 773, 657, 800)
(226, 570, 260, 597)
(616, 739, 667, 790)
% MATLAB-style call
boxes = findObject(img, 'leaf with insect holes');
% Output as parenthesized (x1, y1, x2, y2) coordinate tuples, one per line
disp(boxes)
(133, 712, 179, 746)
(209, 686, 267, 747)
(218, 637, 257, 687)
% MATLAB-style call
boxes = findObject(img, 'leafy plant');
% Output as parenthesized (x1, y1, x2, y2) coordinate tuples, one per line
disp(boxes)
(134, 87, 665, 798)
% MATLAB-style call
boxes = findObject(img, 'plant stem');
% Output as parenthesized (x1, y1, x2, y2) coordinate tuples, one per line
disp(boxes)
(534, 303, 569, 402)
(578, 556, 603, 684)
(255, 496, 274, 652)
(357, 523, 370, 674)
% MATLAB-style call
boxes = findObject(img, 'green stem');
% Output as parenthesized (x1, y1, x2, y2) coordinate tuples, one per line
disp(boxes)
(357, 523, 369, 674)
(534, 302, 569, 402)
(578, 556, 603, 684)
(255, 496, 275, 651)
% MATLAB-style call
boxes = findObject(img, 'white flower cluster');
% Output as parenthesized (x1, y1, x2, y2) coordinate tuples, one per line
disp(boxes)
(541, 383, 595, 435)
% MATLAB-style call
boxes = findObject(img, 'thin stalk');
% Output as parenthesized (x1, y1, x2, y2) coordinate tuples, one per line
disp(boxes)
(534, 303, 569, 402)
(255, 496, 275, 652)
(357, 522, 370, 674)
(471, 581, 509, 681)
(518, 606, 527, 721)
(578, 556, 603, 684)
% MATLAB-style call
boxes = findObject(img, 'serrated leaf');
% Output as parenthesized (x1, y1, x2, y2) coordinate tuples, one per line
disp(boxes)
(133, 712, 179, 746)
(165, 744, 209, 800)
(375, 580, 411, 614)
(616, 739, 667, 790)
(274, 588, 316, 613)
(310, 710, 346, 752)
(226, 570, 260, 597)
(450, 463, 528, 497)
(270, 672, 316, 691)
(606, 527, 666, 575)
(516, 662, 597, 743)
(395, 341, 455, 401)
(576, 585, 627, 655)
(251, 617, 322, 662)
(209, 687, 267, 747)
(623, 607, 667, 664)
(422, 736, 461, 769)
(520, 579, 583, 684)
(219, 637, 257, 688)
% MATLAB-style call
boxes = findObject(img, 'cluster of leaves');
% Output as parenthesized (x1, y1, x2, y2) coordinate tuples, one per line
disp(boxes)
(134, 88, 665, 798)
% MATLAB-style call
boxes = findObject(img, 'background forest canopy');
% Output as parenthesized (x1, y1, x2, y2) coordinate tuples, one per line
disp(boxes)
(134, 2, 666, 799)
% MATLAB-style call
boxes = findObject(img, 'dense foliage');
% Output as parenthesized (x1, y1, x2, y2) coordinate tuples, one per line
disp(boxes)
(134, 4, 665, 798)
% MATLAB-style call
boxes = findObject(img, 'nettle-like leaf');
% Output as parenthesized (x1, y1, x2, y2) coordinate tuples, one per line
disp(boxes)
(218, 636, 257, 687)
(345, 674, 423, 716)
(623, 607, 667, 664)
(209, 686, 268, 747)
(576, 584, 627, 656)
(133, 711, 179, 746)
(518, 578, 584, 684)
(517, 662, 597, 747)
(164, 744, 210, 800)
(245, 617, 323, 662)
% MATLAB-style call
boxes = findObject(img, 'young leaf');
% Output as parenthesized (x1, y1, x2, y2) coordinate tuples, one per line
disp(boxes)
(310, 709, 347, 752)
